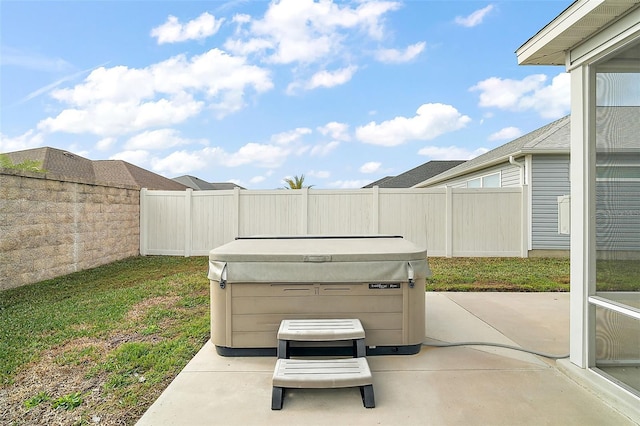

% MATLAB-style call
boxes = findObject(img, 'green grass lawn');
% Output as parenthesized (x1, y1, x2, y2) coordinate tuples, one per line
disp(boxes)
(0, 256, 210, 425)
(0, 255, 582, 425)
(426, 257, 571, 292)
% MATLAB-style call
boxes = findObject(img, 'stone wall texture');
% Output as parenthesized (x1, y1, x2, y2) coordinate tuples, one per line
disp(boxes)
(0, 169, 140, 290)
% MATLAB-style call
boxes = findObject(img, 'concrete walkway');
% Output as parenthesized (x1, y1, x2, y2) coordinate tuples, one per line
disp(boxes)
(137, 293, 638, 425)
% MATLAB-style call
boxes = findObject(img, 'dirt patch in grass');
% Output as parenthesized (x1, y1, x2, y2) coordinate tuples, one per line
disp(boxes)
(1, 329, 183, 425)
(1, 260, 209, 426)
(125, 295, 181, 322)
(2, 339, 112, 425)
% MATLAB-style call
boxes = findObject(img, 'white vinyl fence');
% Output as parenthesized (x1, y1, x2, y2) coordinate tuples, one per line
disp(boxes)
(140, 186, 529, 257)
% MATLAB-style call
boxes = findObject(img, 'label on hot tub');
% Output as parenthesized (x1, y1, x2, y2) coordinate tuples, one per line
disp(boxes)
(369, 283, 401, 289)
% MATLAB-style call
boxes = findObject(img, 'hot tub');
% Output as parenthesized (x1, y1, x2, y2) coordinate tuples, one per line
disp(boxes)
(208, 236, 430, 356)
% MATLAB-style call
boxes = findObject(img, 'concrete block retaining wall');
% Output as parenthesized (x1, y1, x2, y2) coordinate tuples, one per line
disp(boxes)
(0, 169, 140, 290)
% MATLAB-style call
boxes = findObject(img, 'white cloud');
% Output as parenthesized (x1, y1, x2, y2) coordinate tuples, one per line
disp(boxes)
(356, 103, 471, 146)
(375, 42, 426, 63)
(225, 0, 401, 65)
(359, 161, 381, 174)
(0, 130, 44, 152)
(455, 4, 494, 28)
(308, 170, 330, 179)
(250, 175, 266, 184)
(125, 128, 202, 150)
(96, 137, 117, 151)
(226, 142, 290, 167)
(317, 121, 350, 141)
(1, 46, 72, 72)
(418, 145, 488, 160)
(488, 126, 522, 141)
(151, 12, 224, 44)
(270, 127, 312, 145)
(36, 49, 273, 136)
(150, 150, 211, 175)
(38, 95, 204, 136)
(471, 72, 570, 119)
(310, 141, 340, 156)
(328, 179, 371, 189)
(110, 150, 153, 167)
(306, 66, 358, 90)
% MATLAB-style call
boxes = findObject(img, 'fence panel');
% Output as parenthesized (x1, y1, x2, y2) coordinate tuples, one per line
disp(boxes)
(378, 188, 447, 256)
(451, 188, 524, 256)
(307, 190, 374, 235)
(239, 190, 303, 237)
(140, 187, 527, 257)
(140, 189, 187, 256)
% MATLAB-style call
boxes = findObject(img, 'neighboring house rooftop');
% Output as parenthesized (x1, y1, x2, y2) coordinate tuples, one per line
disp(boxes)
(414, 106, 640, 188)
(414, 115, 571, 188)
(363, 160, 465, 188)
(3, 147, 188, 190)
(173, 175, 245, 190)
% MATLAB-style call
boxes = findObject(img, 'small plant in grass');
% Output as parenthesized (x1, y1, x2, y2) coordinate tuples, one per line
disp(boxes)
(52, 391, 83, 410)
(24, 391, 51, 409)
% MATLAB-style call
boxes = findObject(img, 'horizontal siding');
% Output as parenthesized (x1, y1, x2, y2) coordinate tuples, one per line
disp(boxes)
(501, 166, 521, 187)
(531, 155, 570, 250)
(596, 181, 640, 251)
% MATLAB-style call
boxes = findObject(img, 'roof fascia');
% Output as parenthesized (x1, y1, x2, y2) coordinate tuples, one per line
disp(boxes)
(569, 5, 640, 69)
(517, 0, 605, 65)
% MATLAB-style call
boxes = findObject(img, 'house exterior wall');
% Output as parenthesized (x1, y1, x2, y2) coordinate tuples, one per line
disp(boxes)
(0, 169, 140, 290)
(531, 154, 571, 250)
(426, 162, 523, 188)
(501, 165, 522, 187)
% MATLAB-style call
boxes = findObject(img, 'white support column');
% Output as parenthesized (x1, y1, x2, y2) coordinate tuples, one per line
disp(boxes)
(569, 65, 596, 369)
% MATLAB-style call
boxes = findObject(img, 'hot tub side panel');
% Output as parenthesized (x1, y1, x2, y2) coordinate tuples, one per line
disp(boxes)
(210, 280, 425, 352)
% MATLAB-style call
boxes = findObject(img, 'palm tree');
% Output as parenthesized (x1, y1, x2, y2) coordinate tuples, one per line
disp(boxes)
(282, 174, 313, 189)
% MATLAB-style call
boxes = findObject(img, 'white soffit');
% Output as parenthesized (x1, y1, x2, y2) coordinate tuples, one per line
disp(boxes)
(517, 0, 640, 66)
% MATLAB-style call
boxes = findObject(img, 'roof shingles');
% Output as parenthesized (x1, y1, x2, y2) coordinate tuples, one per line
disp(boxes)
(3, 147, 187, 191)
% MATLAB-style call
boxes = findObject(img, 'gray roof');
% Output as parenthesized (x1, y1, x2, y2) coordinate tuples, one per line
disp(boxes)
(415, 115, 571, 187)
(363, 161, 465, 188)
(173, 175, 245, 190)
(3, 147, 188, 190)
(415, 106, 640, 188)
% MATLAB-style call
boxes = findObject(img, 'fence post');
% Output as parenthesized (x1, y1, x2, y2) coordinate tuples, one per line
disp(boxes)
(184, 189, 192, 257)
(233, 187, 240, 238)
(300, 187, 309, 235)
(446, 186, 453, 257)
(140, 188, 147, 256)
(521, 185, 529, 258)
(372, 186, 380, 234)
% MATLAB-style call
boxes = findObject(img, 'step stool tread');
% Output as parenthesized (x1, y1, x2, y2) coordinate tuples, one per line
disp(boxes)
(272, 358, 372, 388)
(277, 319, 365, 341)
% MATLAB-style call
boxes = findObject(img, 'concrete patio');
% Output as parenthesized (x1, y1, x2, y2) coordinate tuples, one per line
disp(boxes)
(137, 292, 639, 425)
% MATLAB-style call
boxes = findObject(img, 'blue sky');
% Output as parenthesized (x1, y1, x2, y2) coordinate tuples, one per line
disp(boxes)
(0, 0, 571, 189)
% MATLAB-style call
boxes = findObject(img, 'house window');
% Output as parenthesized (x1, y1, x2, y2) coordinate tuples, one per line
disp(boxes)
(482, 173, 501, 188)
(466, 178, 481, 188)
(466, 172, 501, 188)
